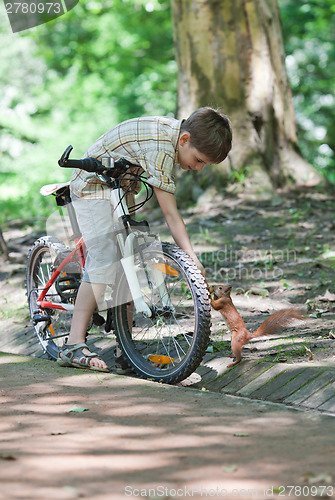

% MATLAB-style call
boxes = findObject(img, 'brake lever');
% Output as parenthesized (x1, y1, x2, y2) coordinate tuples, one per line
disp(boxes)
(58, 145, 73, 166)
(95, 173, 115, 183)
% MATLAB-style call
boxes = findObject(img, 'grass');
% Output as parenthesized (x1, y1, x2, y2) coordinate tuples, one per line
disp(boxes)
(0, 304, 30, 321)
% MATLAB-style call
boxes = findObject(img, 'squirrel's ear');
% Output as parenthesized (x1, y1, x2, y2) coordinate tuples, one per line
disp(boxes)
(225, 286, 232, 295)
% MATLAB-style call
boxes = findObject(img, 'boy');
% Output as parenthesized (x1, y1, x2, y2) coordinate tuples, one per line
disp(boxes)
(58, 107, 232, 372)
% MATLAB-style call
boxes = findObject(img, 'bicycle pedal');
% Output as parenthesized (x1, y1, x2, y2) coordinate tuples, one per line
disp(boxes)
(92, 312, 105, 327)
(105, 308, 115, 333)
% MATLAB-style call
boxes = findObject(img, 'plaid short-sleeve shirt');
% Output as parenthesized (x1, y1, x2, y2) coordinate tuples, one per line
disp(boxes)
(70, 116, 183, 199)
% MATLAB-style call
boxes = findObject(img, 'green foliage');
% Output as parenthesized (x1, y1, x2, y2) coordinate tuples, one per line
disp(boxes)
(30, 0, 176, 121)
(0, 0, 176, 224)
(1, 0, 335, 225)
(229, 166, 251, 185)
(279, 0, 335, 181)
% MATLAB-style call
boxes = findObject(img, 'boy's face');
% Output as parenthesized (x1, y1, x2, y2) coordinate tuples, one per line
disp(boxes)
(178, 133, 212, 172)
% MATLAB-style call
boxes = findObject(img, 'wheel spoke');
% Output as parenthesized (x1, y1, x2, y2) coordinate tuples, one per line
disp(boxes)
(26, 238, 79, 359)
(114, 242, 211, 383)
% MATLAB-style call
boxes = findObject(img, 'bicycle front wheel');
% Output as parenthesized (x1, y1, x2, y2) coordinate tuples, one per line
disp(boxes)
(113, 242, 211, 384)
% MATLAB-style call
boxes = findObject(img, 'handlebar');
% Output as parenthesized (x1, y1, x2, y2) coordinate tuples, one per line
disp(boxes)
(58, 145, 154, 212)
(58, 145, 133, 178)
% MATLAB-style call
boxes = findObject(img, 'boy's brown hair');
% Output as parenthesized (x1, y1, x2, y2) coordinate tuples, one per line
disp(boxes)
(181, 107, 232, 163)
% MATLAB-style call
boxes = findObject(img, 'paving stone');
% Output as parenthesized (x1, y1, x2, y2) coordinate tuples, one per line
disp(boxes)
(192, 354, 218, 380)
(299, 381, 335, 409)
(214, 360, 263, 389)
(267, 368, 320, 402)
(194, 356, 232, 385)
(202, 353, 218, 363)
(205, 364, 245, 392)
(194, 365, 215, 380)
(249, 366, 306, 401)
(236, 364, 289, 397)
(221, 362, 274, 394)
(284, 370, 335, 405)
(318, 394, 335, 413)
(199, 353, 218, 368)
(0, 327, 33, 349)
(23, 342, 44, 357)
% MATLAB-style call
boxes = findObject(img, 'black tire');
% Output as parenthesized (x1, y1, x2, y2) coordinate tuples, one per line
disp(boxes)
(113, 242, 211, 384)
(25, 236, 80, 359)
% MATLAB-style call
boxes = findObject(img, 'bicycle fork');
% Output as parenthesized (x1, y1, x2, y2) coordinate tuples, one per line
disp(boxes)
(111, 186, 173, 318)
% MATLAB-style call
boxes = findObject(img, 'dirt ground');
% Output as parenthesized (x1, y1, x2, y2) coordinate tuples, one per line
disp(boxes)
(1, 352, 335, 500)
(2, 184, 334, 365)
(1, 185, 335, 499)
(181, 184, 335, 365)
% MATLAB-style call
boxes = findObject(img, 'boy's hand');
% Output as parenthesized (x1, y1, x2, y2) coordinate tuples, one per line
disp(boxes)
(153, 187, 207, 279)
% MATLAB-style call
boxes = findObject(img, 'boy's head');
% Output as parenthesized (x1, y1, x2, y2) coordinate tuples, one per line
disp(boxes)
(178, 107, 232, 171)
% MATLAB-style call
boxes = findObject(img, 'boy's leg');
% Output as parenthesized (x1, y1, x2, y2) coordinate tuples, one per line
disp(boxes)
(66, 196, 119, 371)
(60, 281, 108, 370)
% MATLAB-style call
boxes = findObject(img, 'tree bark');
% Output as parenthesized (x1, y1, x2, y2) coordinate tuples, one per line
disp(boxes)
(0, 226, 9, 261)
(171, 0, 320, 188)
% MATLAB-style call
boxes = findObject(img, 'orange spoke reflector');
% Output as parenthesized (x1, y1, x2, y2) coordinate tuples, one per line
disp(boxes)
(49, 324, 55, 336)
(153, 263, 179, 277)
(148, 354, 174, 365)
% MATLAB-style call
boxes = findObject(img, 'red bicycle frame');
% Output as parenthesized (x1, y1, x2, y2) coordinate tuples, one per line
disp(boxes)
(37, 236, 85, 312)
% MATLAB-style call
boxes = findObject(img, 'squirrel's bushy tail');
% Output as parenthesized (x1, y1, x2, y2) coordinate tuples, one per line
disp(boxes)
(252, 309, 304, 338)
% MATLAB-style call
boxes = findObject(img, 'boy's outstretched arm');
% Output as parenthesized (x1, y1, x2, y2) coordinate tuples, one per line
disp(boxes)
(154, 187, 205, 277)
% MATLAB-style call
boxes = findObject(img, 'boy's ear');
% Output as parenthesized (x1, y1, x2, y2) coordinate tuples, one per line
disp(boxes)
(179, 132, 191, 146)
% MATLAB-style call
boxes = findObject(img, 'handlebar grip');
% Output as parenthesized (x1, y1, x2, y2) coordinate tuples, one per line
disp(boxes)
(58, 145, 137, 178)
(58, 157, 105, 173)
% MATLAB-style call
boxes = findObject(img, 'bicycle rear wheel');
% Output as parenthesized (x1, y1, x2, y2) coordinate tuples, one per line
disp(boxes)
(25, 236, 80, 359)
(113, 242, 211, 384)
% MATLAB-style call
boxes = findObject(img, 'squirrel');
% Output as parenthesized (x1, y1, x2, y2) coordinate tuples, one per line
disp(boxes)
(209, 285, 304, 368)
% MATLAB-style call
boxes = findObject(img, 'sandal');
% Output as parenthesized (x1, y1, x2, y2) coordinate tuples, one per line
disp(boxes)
(57, 343, 109, 372)
(114, 346, 134, 375)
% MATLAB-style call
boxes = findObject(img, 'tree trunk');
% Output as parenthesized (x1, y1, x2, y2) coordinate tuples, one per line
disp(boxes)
(0, 226, 9, 261)
(171, 0, 320, 188)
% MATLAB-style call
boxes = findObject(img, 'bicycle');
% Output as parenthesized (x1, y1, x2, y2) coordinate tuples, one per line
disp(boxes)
(25, 146, 212, 384)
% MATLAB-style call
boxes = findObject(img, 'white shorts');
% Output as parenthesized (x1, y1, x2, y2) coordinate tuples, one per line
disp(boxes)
(72, 197, 119, 284)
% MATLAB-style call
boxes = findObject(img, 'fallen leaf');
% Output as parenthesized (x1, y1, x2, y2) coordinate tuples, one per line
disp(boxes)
(222, 465, 238, 472)
(321, 250, 335, 260)
(318, 290, 335, 302)
(234, 432, 249, 437)
(0, 454, 17, 461)
(66, 407, 89, 413)
(247, 287, 269, 297)
(301, 472, 332, 485)
(304, 346, 314, 361)
(311, 312, 323, 319)
(63, 485, 82, 497)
